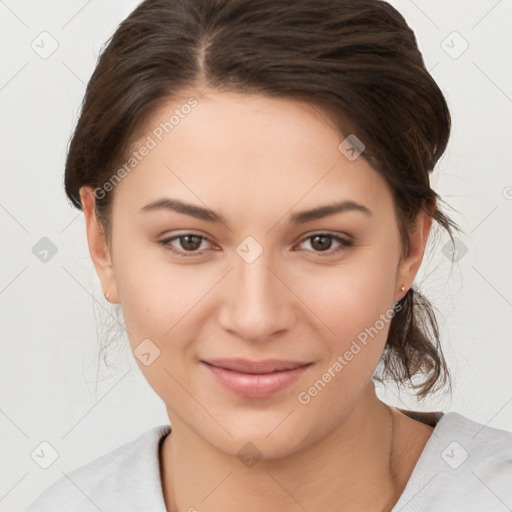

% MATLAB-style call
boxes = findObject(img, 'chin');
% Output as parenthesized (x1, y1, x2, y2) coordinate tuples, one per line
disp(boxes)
(202, 407, 332, 462)
(220, 430, 310, 463)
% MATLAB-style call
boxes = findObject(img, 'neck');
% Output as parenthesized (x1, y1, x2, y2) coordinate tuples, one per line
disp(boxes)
(160, 385, 410, 512)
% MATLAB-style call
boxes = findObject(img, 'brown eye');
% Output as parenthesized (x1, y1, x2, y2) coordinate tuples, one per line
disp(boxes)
(310, 234, 333, 251)
(178, 235, 203, 251)
(158, 233, 212, 257)
(298, 233, 353, 255)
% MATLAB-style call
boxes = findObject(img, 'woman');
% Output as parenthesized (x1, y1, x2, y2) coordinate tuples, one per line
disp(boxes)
(27, 0, 512, 510)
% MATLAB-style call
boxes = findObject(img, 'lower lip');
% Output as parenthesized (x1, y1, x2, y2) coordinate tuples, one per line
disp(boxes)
(202, 363, 311, 399)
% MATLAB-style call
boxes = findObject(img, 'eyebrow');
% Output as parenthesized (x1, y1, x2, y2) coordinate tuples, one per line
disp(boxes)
(140, 198, 226, 223)
(140, 198, 372, 224)
(289, 200, 372, 223)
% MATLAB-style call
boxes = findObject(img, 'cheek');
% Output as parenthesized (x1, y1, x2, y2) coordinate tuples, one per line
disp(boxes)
(293, 248, 399, 343)
(110, 230, 209, 348)
(288, 243, 400, 395)
(289, 255, 399, 433)
(111, 245, 217, 404)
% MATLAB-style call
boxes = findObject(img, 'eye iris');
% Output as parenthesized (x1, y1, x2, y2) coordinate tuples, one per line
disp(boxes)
(311, 235, 332, 251)
(180, 235, 202, 251)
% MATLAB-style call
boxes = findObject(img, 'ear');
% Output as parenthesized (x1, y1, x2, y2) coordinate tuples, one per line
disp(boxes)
(79, 186, 120, 304)
(394, 201, 434, 302)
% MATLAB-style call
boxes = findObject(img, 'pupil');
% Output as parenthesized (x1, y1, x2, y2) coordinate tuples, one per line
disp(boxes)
(311, 235, 331, 251)
(181, 235, 201, 251)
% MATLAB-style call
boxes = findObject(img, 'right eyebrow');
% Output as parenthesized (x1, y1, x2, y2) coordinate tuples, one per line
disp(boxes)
(140, 198, 226, 223)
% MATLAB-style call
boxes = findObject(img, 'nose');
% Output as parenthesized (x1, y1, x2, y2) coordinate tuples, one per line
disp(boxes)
(218, 251, 295, 343)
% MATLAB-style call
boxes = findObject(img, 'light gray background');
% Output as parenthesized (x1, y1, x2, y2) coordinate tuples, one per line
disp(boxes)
(1, 1, 511, 510)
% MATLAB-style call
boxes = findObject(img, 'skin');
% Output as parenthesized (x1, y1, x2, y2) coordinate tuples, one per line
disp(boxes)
(80, 91, 435, 512)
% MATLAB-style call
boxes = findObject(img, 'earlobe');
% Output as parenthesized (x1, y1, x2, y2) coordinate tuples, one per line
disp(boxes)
(79, 187, 119, 304)
(395, 204, 434, 302)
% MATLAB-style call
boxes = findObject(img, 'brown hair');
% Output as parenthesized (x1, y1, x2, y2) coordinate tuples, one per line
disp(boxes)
(65, 0, 457, 399)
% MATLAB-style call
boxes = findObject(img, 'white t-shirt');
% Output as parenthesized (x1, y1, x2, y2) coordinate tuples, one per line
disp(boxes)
(26, 411, 512, 511)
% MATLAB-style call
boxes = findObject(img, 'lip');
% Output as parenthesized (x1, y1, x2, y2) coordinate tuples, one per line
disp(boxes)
(201, 358, 313, 398)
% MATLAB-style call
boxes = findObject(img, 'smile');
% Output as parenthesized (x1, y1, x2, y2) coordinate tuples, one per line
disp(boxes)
(201, 359, 313, 398)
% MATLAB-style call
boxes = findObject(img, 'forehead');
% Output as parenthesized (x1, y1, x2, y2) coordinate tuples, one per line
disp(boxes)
(111, 91, 394, 222)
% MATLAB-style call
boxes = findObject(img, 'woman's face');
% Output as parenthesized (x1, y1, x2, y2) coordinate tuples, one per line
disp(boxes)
(81, 91, 430, 458)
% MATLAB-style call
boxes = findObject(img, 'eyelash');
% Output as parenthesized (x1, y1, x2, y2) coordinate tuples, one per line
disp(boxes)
(157, 232, 353, 258)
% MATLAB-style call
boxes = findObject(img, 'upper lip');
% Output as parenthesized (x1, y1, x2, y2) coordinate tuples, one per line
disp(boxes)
(202, 358, 312, 374)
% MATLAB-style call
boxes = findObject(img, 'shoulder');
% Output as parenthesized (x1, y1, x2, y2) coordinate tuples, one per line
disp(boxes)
(26, 425, 171, 512)
(434, 411, 512, 476)
(393, 411, 512, 511)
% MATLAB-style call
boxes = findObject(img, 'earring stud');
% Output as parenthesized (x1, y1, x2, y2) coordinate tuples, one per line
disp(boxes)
(401, 286, 406, 292)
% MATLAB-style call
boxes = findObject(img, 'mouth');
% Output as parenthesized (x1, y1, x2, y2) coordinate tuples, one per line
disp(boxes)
(200, 358, 313, 398)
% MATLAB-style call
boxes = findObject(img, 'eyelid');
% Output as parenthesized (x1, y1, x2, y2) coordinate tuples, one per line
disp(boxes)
(297, 230, 354, 243)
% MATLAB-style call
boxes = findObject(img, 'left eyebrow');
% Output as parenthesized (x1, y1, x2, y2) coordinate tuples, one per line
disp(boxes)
(289, 200, 373, 224)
